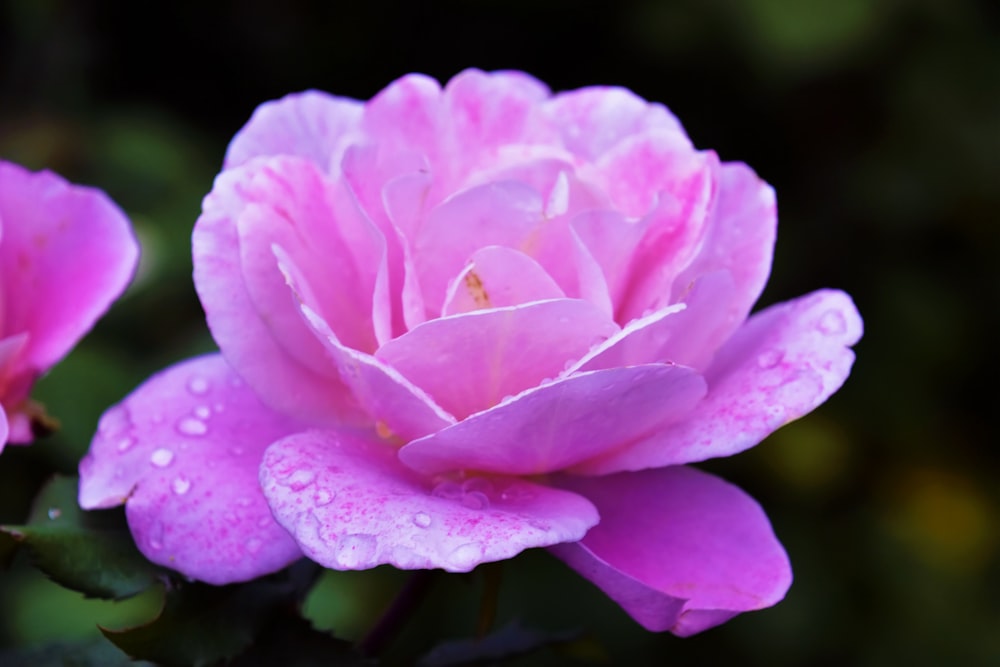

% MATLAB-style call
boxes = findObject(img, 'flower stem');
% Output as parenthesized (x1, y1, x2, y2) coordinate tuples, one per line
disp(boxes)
(359, 569, 438, 657)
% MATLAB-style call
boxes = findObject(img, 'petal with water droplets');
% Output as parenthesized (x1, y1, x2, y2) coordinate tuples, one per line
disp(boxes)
(78, 354, 305, 584)
(261, 429, 597, 572)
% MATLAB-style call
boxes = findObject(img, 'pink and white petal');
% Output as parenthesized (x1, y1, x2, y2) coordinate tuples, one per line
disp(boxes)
(297, 303, 455, 442)
(441, 246, 565, 316)
(363, 73, 443, 161)
(377, 299, 617, 419)
(575, 289, 862, 475)
(544, 86, 691, 161)
(399, 363, 706, 476)
(614, 151, 718, 323)
(78, 354, 305, 584)
(261, 429, 598, 572)
(670, 161, 777, 324)
(0, 162, 138, 371)
(224, 90, 364, 172)
(549, 466, 791, 636)
(413, 181, 545, 314)
(194, 159, 359, 423)
(0, 410, 8, 452)
(574, 271, 736, 374)
(569, 209, 647, 310)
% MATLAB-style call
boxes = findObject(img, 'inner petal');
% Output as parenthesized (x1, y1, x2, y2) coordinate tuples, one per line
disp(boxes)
(441, 246, 565, 316)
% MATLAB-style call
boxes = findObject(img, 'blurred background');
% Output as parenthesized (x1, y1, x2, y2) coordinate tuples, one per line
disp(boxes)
(0, 0, 998, 664)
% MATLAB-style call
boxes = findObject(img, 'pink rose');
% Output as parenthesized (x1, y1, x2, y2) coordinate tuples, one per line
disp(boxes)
(0, 161, 138, 451)
(79, 70, 861, 635)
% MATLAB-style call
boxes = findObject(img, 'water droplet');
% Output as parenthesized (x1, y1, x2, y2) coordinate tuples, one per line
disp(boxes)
(461, 491, 490, 510)
(187, 376, 210, 395)
(98, 405, 129, 436)
(257, 516, 271, 528)
(148, 523, 165, 550)
(177, 417, 208, 436)
(246, 538, 262, 554)
(172, 477, 191, 495)
(214, 402, 225, 413)
(462, 477, 494, 496)
(286, 469, 316, 491)
(150, 448, 174, 467)
(47, 508, 61, 520)
(314, 488, 335, 506)
(337, 534, 377, 568)
(756, 350, 784, 369)
(224, 511, 239, 524)
(818, 309, 847, 335)
(116, 437, 136, 452)
(237, 496, 252, 507)
(412, 512, 432, 528)
(230, 445, 246, 456)
(448, 543, 485, 570)
(431, 480, 463, 500)
(194, 405, 211, 420)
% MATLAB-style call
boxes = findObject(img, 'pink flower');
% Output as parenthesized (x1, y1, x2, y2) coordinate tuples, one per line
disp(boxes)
(0, 161, 138, 451)
(79, 70, 861, 635)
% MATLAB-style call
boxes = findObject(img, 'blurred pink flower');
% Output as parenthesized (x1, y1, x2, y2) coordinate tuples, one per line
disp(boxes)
(0, 161, 138, 451)
(79, 70, 861, 635)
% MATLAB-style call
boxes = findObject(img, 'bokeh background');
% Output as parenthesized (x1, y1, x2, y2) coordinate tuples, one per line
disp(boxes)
(1, 0, 998, 664)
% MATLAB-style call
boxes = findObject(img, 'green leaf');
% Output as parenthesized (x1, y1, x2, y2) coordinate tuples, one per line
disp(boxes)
(101, 560, 328, 667)
(0, 475, 167, 599)
(417, 620, 582, 667)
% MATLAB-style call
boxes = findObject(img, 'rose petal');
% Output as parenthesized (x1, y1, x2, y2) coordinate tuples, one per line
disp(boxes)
(441, 246, 565, 316)
(193, 158, 363, 424)
(573, 270, 736, 373)
(224, 90, 364, 172)
(399, 363, 706, 476)
(568, 209, 648, 311)
(77, 354, 305, 584)
(261, 429, 598, 572)
(550, 466, 791, 636)
(574, 289, 862, 474)
(413, 180, 546, 314)
(544, 86, 691, 161)
(671, 161, 777, 327)
(0, 161, 138, 372)
(377, 299, 617, 419)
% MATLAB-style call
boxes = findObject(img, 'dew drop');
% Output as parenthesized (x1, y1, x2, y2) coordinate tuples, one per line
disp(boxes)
(286, 469, 316, 491)
(148, 523, 165, 550)
(448, 543, 485, 570)
(172, 477, 191, 495)
(462, 477, 494, 496)
(116, 437, 136, 452)
(314, 488, 335, 506)
(194, 405, 212, 420)
(756, 350, 784, 369)
(177, 417, 208, 437)
(412, 512, 432, 528)
(98, 405, 128, 436)
(47, 508, 61, 520)
(237, 496, 252, 507)
(187, 376, 210, 395)
(224, 511, 239, 525)
(246, 538, 262, 554)
(257, 516, 271, 528)
(150, 448, 175, 467)
(230, 445, 246, 456)
(461, 491, 490, 510)
(818, 309, 847, 335)
(431, 480, 463, 500)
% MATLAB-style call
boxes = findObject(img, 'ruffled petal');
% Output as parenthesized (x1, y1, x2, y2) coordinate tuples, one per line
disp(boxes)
(574, 289, 862, 474)
(78, 355, 305, 584)
(543, 86, 691, 161)
(399, 363, 706, 476)
(550, 466, 791, 636)
(224, 90, 364, 172)
(261, 429, 598, 572)
(377, 299, 617, 420)
(193, 157, 363, 424)
(0, 161, 138, 372)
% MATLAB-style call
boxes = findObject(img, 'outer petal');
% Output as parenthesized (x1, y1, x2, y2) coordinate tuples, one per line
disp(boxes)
(193, 158, 362, 424)
(224, 90, 364, 172)
(549, 466, 791, 636)
(0, 161, 138, 372)
(78, 354, 305, 584)
(261, 429, 598, 572)
(574, 289, 862, 475)
(376, 299, 618, 420)
(399, 364, 706, 476)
